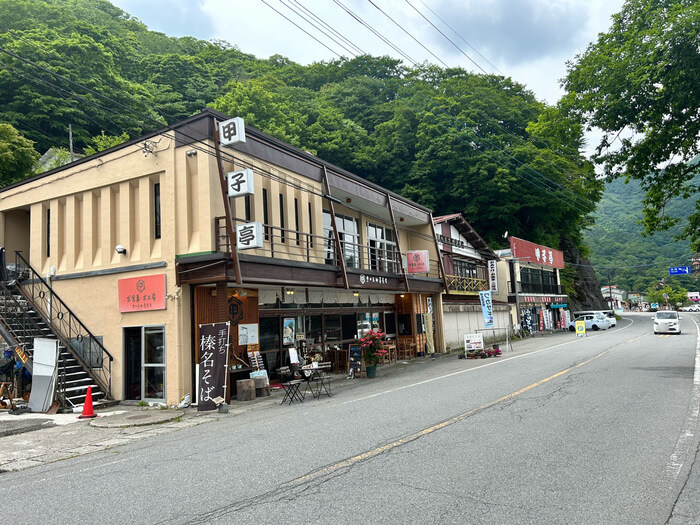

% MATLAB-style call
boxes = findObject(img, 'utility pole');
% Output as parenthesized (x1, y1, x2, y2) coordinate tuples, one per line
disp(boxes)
(68, 124, 75, 162)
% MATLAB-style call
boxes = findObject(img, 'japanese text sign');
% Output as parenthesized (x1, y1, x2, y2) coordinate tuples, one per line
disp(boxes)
(464, 333, 484, 353)
(236, 222, 263, 250)
(669, 266, 690, 275)
(488, 259, 498, 294)
(219, 117, 246, 146)
(406, 250, 430, 273)
(118, 274, 166, 313)
(198, 322, 229, 411)
(479, 290, 494, 329)
(509, 237, 564, 269)
(227, 168, 255, 198)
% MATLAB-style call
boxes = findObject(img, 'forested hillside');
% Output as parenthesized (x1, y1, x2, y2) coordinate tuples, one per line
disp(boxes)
(585, 176, 697, 293)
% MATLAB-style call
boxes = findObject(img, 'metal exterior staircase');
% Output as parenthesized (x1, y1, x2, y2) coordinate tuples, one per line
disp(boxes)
(0, 248, 114, 410)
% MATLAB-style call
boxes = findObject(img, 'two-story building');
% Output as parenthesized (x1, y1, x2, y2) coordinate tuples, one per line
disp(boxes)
(493, 237, 568, 333)
(0, 109, 446, 407)
(433, 213, 507, 347)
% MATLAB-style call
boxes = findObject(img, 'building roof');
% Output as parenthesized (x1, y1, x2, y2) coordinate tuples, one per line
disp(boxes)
(433, 213, 498, 260)
(1, 109, 432, 217)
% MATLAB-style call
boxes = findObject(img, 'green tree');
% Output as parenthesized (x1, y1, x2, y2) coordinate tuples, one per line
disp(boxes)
(0, 123, 39, 185)
(562, 0, 700, 249)
(83, 130, 129, 156)
(645, 282, 688, 308)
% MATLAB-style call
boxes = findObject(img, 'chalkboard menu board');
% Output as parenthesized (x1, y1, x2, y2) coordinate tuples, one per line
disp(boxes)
(348, 344, 362, 376)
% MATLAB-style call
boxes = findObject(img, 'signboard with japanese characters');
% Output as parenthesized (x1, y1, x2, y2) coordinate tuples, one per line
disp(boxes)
(464, 333, 485, 353)
(488, 259, 498, 294)
(406, 250, 430, 273)
(236, 222, 263, 250)
(478, 290, 494, 329)
(219, 117, 246, 147)
(509, 237, 565, 269)
(197, 322, 229, 411)
(118, 274, 167, 313)
(227, 168, 254, 198)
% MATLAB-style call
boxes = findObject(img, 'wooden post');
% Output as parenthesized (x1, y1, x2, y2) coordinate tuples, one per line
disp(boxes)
(428, 213, 449, 293)
(386, 194, 410, 292)
(212, 117, 242, 284)
(322, 166, 349, 289)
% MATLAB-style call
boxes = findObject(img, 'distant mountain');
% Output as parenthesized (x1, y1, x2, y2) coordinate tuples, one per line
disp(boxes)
(584, 176, 697, 293)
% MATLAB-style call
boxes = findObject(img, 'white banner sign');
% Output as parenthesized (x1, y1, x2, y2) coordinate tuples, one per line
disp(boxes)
(227, 168, 254, 197)
(236, 222, 264, 250)
(488, 260, 498, 294)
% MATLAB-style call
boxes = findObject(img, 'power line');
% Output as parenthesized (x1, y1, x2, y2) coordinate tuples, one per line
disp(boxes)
(366, 0, 449, 68)
(269, 1, 597, 214)
(404, 0, 489, 74)
(414, 0, 503, 75)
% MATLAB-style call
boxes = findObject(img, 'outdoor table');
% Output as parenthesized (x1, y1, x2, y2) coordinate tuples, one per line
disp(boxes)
(301, 363, 332, 399)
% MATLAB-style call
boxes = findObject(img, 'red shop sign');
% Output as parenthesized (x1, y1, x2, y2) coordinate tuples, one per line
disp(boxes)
(406, 250, 430, 273)
(118, 274, 167, 313)
(510, 237, 564, 269)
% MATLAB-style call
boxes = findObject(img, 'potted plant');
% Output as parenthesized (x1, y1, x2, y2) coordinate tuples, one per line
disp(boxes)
(360, 329, 387, 378)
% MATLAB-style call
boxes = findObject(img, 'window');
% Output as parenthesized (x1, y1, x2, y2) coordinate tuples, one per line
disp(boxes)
(279, 193, 285, 243)
(323, 211, 359, 268)
(294, 198, 300, 245)
(46, 207, 50, 258)
(367, 223, 397, 272)
(154, 183, 161, 239)
(308, 202, 313, 247)
(244, 194, 251, 222)
(262, 188, 269, 240)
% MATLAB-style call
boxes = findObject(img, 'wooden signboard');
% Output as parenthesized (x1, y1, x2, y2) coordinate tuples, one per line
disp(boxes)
(348, 343, 362, 377)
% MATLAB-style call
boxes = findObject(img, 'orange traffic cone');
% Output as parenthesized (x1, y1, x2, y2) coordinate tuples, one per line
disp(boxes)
(77, 386, 98, 419)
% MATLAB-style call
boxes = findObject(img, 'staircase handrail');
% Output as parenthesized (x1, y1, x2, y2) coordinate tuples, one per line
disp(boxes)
(13, 251, 113, 397)
(0, 280, 38, 375)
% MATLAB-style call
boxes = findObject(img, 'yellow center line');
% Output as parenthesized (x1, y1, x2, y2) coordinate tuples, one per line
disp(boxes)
(293, 350, 609, 485)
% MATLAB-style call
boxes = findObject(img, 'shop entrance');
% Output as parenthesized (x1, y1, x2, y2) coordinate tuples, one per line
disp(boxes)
(123, 326, 166, 401)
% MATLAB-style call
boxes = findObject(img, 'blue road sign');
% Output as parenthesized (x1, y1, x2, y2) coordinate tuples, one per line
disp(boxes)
(669, 266, 691, 275)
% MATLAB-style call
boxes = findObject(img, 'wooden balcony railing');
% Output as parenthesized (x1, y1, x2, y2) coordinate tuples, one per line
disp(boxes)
(215, 217, 442, 280)
(445, 274, 489, 294)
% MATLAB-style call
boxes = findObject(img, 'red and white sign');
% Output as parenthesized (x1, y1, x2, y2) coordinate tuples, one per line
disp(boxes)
(118, 274, 167, 313)
(406, 250, 430, 273)
(510, 237, 564, 269)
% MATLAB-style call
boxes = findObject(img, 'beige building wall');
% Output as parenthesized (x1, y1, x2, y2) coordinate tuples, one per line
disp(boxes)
(1, 125, 444, 404)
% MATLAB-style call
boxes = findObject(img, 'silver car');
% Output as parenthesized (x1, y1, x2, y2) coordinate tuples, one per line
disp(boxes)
(653, 311, 682, 334)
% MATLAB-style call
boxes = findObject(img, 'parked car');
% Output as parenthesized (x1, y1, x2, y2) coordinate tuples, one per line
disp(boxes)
(568, 313, 611, 332)
(573, 310, 617, 327)
(653, 311, 682, 334)
(680, 305, 699, 312)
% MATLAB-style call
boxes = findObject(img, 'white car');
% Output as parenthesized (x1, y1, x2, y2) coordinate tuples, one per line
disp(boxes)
(653, 311, 682, 334)
(573, 310, 617, 327)
(568, 313, 611, 332)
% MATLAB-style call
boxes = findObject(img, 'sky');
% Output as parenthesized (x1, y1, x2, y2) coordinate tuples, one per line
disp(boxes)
(110, 0, 624, 105)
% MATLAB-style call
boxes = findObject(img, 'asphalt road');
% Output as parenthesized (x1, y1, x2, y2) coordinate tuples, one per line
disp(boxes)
(2, 312, 699, 524)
